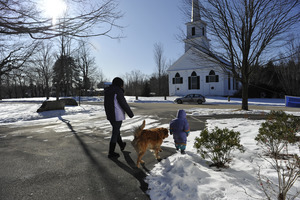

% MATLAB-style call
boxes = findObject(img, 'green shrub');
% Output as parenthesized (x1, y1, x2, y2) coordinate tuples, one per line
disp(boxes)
(255, 110, 300, 200)
(255, 110, 300, 158)
(194, 127, 245, 168)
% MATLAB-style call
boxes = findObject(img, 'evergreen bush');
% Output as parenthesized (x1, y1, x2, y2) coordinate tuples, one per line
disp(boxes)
(255, 110, 300, 158)
(255, 110, 300, 200)
(194, 127, 245, 168)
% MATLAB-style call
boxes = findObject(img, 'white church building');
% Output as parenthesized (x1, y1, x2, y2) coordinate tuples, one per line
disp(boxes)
(167, 0, 239, 97)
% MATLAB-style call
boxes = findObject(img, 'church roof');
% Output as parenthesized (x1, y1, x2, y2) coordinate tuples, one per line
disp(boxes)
(167, 47, 231, 72)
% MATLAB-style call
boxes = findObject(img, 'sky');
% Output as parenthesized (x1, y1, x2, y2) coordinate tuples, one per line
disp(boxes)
(36, 0, 299, 83)
(90, 0, 188, 81)
(1, 96, 300, 199)
(87, 0, 300, 82)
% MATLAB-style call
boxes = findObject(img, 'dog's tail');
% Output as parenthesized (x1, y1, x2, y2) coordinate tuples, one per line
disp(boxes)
(133, 120, 145, 138)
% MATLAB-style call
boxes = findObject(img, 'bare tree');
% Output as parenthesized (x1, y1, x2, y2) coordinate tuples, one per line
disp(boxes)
(123, 70, 146, 97)
(75, 40, 97, 95)
(94, 69, 107, 89)
(33, 42, 54, 99)
(153, 42, 167, 95)
(183, 0, 300, 110)
(0, 40, 39, 99)
(275, 37, 300, 96)
(0, 0, 124, 39)
(149, 58, 173, 97)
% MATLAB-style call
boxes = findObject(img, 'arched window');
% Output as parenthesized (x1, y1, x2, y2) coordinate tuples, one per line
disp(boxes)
(172, 73, 183, 84)
(209, 70, 215, 75)
(206, 70, 219, 83)
(189, 71, 200, 90)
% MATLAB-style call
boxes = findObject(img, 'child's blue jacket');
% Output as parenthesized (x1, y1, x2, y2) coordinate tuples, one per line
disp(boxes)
(169, 110, 190, 144)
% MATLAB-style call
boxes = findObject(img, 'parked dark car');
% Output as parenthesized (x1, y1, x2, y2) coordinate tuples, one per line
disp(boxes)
(174, 94, 206, 104)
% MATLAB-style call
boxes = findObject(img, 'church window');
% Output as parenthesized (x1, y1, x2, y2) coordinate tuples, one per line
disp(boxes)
(172, 73, 183, 84)
(192, 27, 196, 36)
(188, 71, 200, 90)
(206, 70, 219, 83)
(202, 27, 205, 36)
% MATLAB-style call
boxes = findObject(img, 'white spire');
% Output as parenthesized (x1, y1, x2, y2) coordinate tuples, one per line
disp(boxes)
(191, 0, 201, 22)
(185, 0, 210, 52)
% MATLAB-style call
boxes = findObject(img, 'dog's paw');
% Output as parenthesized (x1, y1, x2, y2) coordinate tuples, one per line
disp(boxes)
(156, 156, 162, 162)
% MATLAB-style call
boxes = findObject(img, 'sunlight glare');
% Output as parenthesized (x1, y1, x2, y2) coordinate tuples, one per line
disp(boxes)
(41, 0, 67, 25)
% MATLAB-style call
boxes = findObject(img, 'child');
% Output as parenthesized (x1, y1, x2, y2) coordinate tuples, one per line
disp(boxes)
(169, 109, 190, 154)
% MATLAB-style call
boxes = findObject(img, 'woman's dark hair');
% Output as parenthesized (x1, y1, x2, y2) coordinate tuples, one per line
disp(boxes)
(112, 77, 124, 87)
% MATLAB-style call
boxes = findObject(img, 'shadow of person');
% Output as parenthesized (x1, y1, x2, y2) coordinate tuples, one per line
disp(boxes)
(58, 116, 99, 166)
(121, 151, 136, 168)
(58, 116, 150, 195)
(58, 116, 129, 200)
(110, 150, 149, 193)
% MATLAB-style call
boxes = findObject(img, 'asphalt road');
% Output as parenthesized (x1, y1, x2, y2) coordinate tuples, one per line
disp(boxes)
(0, 102, 298, 200)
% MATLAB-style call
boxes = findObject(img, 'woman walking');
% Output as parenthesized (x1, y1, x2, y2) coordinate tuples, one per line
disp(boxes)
(104, 77, 134, 158)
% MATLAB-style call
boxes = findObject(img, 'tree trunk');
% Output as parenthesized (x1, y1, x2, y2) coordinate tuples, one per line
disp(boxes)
(278, 192, 285, 200)
(45, 81, 50, 100)
(0, 76, 2, 100)
(56, 83, 60, 101)
(241, 81, 249, 110)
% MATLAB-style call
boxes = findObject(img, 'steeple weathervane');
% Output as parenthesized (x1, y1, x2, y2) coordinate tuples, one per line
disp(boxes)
(191, 0, 200, 22)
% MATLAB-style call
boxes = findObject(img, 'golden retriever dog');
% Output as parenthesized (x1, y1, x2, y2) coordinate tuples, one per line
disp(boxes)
(131, 120, 169, 168)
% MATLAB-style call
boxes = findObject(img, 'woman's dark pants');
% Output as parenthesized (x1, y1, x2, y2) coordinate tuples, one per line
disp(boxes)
(109, 121, 125, 154)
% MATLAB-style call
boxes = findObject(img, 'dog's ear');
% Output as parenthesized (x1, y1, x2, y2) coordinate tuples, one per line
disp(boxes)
(162, 128, 169, 138)
(164, 128, 169, 136)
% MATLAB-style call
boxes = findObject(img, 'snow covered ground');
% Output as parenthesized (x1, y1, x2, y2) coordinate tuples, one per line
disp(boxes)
(0, 96, 299, 200)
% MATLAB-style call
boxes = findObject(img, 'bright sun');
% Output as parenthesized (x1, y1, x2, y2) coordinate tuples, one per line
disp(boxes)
(40, 0, 67, 25)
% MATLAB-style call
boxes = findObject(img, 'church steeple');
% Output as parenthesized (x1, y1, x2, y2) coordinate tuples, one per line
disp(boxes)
(184, 0, 210, 52)
(191, 0, 201, 22)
